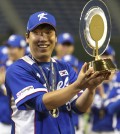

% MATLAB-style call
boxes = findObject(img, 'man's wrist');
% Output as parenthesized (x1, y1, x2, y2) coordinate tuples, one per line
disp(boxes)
(87, 88, 96, 94)
(73, 81, 82, 91)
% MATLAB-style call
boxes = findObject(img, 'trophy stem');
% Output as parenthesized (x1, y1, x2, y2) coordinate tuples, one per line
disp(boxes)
(95, 41, 100, 60)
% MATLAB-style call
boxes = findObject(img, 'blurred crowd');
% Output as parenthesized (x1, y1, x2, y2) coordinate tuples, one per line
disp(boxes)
(0, 32, 120, 134)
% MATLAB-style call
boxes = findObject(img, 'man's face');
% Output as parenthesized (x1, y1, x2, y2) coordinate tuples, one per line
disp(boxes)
(55, 44, 64, 59)
(8, 47, 25, 62)
(61, 42, 74, 56)
(26, 24, 57, 62)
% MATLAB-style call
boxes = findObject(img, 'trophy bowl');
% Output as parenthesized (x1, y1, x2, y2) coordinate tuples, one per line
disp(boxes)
(79, 0, 117, 72)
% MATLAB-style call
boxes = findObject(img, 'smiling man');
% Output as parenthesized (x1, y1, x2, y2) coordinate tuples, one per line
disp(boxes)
(5, 11, 110, 134)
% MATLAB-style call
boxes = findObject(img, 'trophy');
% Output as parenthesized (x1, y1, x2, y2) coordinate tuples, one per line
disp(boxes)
(79, 0, 117, 72)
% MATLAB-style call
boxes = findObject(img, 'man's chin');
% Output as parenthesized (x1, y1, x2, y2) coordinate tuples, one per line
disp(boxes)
(9, 57, 17, 62)
(36, 54, 51, 62)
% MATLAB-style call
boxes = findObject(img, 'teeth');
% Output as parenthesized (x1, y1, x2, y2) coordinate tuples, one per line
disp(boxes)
(38, 45, 48, 48)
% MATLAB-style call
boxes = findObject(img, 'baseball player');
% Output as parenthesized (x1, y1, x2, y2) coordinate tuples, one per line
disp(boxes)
(0, 46, 8, 66)
(103, 46, 120, 133)
(53, 33, 74, 60)
(90, 46, 117, 134)
(0, 35, 26, 134)
(6, 34, 26, 66)
(53, 33, 83, 72)
(5, 11, 110, 134)
(105, 71, 120, 134)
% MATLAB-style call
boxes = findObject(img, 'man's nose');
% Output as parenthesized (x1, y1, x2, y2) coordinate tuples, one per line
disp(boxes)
(39, 33, 48, 41)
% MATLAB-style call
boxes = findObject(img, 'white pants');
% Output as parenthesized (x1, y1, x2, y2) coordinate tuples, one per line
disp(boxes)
(0, 122, 11, 134)
(91, 131, 114, 134)
(114, 130, 120, 134)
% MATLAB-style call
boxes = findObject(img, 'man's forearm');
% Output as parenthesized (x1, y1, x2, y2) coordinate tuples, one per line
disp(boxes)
(42, 82, 80, 110)
(76, 88, 96, 112)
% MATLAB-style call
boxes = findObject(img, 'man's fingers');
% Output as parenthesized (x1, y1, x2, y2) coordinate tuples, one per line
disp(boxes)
(84, 67, 94, 78)
(80, 62, 88, 73)
(89, 75, 105, 87)
(89, 71, 111, 86)
(87, 71, 100, 81)
(104, 72, 111, 80)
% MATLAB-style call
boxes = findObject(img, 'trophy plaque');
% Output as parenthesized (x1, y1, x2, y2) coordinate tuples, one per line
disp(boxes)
(79, 0, 117, 72)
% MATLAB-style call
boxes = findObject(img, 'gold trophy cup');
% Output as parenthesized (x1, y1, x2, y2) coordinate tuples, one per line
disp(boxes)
(79, 0, 117, 72)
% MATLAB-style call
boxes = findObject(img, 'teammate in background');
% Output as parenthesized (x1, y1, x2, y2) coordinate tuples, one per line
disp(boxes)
(90, 46, 116, 134)
(53, 32, 83, 72)
(0, 45, 8, 94)
(6, 34, 26, 67)
(5, 11, 110, 134)
(105, 71, 120, 134)
(53, 33, 74, 60)
(103, 47, 120, 133)
(61, 55, 79, 73)
(25, 45, 30, 55)
(0, 35, 26, 134)
(0, 46, 8, 66)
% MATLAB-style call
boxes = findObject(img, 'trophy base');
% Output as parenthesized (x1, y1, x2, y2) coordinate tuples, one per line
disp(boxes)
(87, 58, 117, 72)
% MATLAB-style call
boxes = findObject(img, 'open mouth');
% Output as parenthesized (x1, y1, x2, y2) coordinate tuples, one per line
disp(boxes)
(37, 44, 50, 48)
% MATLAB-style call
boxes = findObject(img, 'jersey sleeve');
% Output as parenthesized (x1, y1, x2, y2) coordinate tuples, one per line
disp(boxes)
(5, 63, 48, 110)
(104, 87, 120, 114)
(70, 91, 84, 114)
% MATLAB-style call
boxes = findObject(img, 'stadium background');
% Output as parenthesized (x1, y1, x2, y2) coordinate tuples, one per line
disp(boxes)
(0, 0, 120, 67)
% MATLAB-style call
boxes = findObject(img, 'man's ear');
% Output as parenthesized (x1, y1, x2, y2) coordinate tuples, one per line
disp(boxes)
(26, 33, 29, 44)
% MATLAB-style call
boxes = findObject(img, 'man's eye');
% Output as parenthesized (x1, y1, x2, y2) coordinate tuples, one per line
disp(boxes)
(34, 31, 39, 35)
(44, 31, 50, 34)
(46, 31, 53, 35)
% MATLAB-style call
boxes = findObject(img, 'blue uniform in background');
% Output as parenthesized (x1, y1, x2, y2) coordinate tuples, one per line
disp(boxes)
(91, 83, 114, 132)
(91, 45, 117, 134)
(5, 55, 82, 134)
(105, 71, 120, 132)
(0, 34, 27, 134)
(0, 90, 11, 124)
(0, 46, 8, 66)
(0, 46, 11, 125)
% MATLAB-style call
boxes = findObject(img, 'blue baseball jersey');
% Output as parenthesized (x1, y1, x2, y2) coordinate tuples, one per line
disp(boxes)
(0, 88, 11, 124)
(0, 46, 8, 66)
(91, 83, 114, 132)
(0, 58, 12, 125)
(5, 55, 81, 134)
(104, 72, 120, 130)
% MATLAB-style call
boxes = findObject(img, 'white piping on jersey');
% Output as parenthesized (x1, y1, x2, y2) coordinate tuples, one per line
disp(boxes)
(70, 90, 83, 103)
(21, 56, 35, 65)
(21, 55, 57, 65)
(15, 87, 48, 104)
(70, 95, 78, 103)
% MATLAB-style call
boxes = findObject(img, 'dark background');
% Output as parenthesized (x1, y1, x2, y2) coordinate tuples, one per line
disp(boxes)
(0, 0, 120, 67)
